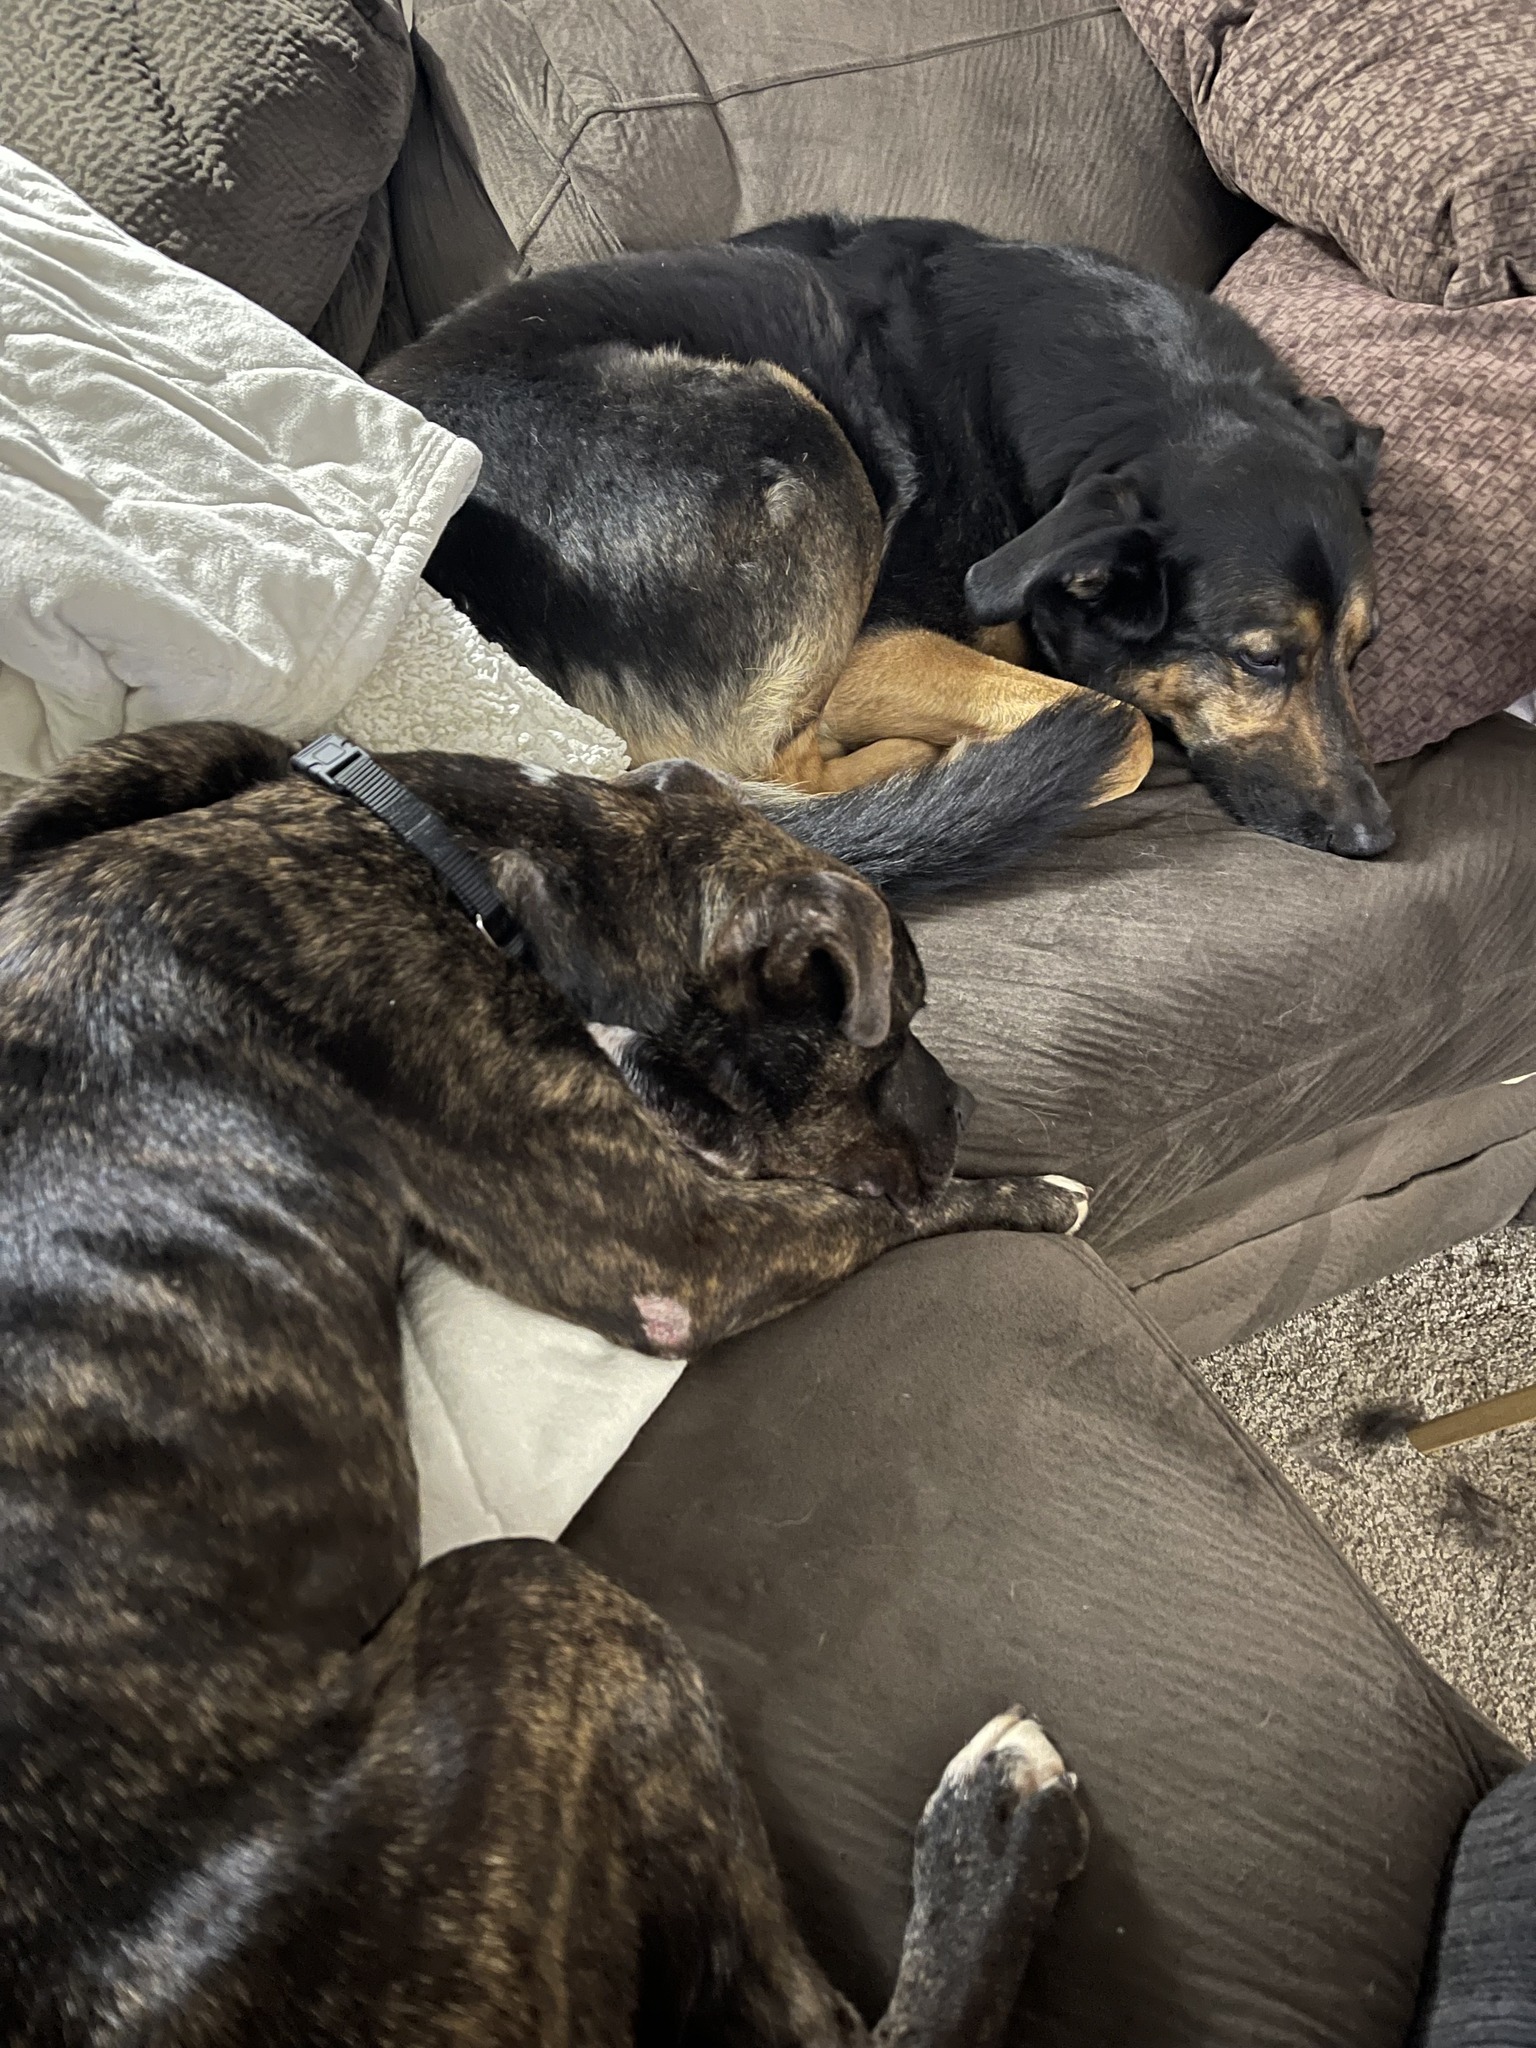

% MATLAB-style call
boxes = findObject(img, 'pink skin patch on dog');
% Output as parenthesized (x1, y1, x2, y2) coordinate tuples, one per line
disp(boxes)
(634, 1294, 692, 1356)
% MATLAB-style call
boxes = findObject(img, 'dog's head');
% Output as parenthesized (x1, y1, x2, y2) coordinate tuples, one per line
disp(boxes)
(964, 396, 1393, 856)
(0, 732, 972, 1213)
(483, 757, 973, 1212)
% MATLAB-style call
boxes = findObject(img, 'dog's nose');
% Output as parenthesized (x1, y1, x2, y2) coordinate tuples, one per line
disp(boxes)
(1328, 815, 1395, 858)
(952, 1082, 977, 1130)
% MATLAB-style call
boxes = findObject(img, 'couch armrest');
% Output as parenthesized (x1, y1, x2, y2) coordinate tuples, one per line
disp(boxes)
(567, 1231, 1517, 2046)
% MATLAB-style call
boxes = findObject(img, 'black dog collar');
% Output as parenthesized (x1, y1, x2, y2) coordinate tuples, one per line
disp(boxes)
(291, 734, 523, 958)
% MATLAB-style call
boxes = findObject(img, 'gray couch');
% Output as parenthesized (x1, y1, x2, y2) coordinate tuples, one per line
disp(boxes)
(15, 1, 1536, 2039)
(382, 8, 1533, 2039)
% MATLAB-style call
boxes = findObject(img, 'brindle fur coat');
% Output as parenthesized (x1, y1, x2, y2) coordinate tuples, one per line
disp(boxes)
(0, 726, 1088, 2045)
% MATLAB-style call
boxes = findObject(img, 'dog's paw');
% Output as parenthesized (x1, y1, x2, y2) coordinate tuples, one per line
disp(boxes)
(1088, 704, 1155, 806)
(938, 1710, 1074, 1801)
(916, 1710, 1090, 1906)
(1038, 1174, 1090, 1235)
(989, 1174, 1091, 1233)
(925, 1173, 1091, 1237)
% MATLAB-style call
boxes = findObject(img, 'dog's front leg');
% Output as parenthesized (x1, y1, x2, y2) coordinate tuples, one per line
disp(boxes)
(636, 1167, 1089, 1354)
(409, 1109, 1085, 1358)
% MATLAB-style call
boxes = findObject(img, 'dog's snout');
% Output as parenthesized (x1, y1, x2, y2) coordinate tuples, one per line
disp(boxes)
(876, 1037, 969, 1192)
(1329, 814, 1395, 858)
(1194, 741, 1396, 860)
(1327, 772, 1396, 859)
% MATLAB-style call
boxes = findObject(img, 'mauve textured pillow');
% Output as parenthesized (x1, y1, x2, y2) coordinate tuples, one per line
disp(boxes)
(1118, 0, 1536, 306)
(1216, 226, 1536, 763)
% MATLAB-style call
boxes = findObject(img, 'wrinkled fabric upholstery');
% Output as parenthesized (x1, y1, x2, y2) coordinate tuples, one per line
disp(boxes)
(397, 0, 1261, 330)
(0, 0, 413, 338)
(1125, 1077, 1536, 1355)
(908, 718, 1536, 1278)
(1119, 0, 1536, 307)
(569, 1231, 1520, 2048)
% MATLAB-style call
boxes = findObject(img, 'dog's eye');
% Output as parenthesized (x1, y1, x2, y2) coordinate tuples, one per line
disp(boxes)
(1231, 647, 1286, 680)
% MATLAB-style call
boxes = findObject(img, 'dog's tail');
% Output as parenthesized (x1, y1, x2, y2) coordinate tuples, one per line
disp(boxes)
(752, 694, 1147, 905)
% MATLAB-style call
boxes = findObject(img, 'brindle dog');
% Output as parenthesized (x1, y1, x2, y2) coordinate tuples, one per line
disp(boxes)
(0, 724, 1090, 2046)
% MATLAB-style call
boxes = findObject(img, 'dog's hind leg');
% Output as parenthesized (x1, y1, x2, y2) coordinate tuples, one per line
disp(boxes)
(412, 347, 885, 784)
(802, 628, 1153, 806)
(95, 1540, 817, 2045)
(62, 1544, 1085, 2046)
(210, 1540, 873, 2046)
(343, 1546, 1085, 2048)
(873, 1712, 1089, 2046)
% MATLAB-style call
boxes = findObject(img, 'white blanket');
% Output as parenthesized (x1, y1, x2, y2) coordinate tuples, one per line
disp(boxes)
(0, 144, 679, 1546)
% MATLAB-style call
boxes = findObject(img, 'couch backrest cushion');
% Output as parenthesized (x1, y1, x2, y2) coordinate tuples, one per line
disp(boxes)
(1, 0, 414, 344)
(1119, 0, 1536, 307)
(402, 0, 1260, 330)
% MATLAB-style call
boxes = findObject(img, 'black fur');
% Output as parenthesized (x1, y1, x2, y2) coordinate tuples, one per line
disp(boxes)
(376, 213, 1392, 876)
(759, 692, 1133, 905)
(1347, 1398, 1423, 1447)
(1439, 1477, 1513, 1551)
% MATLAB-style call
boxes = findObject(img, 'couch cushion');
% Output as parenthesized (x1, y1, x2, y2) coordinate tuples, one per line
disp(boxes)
(1127, 1077, 1536, 1356)
(906, 716, 1536, 1264)
(0, 0, 414, 338)
(1119, 0, 1536, 307)
(385, 34, 526, 339)
(567, 1230, 1519, 2047)
(406, 0, 1261, 311)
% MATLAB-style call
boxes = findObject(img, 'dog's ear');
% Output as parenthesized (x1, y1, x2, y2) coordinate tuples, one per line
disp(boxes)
(1293, 394, 1385, 499)
(711, 871, 894, 1047)
(485, 847, 574, 977)
(964, 474, 1169, 644)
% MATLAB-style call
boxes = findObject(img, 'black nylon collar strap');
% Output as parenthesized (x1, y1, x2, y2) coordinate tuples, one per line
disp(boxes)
(291, 734, 524, 958)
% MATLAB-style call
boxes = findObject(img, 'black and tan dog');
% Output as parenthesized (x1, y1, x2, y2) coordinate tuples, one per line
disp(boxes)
(0, 723, 1090, 2045)
(376, 213, 1392, 893)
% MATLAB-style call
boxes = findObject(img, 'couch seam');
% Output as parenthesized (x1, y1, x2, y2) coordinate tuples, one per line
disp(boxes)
(519, 171, 621, 268)
(1104, 1077, 1536, 1281)
(503, 7, 1118, 251)
(641, 0, 745, 228)
(1119, 1123, 1536, 1291)
(1053, 1233, 1515, 1788)
(1076, 965, 1536, 1182)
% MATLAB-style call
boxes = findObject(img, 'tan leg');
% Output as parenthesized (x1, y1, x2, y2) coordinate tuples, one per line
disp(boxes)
(815, 628, 1152, 805)
(1086, 717, 1154, 804)
(820, 628, 1106, 747)
(818, 739, 943, 790)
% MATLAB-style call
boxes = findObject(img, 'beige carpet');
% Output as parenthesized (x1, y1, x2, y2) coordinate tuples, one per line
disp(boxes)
(1202, 1224, 1536, 1754)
